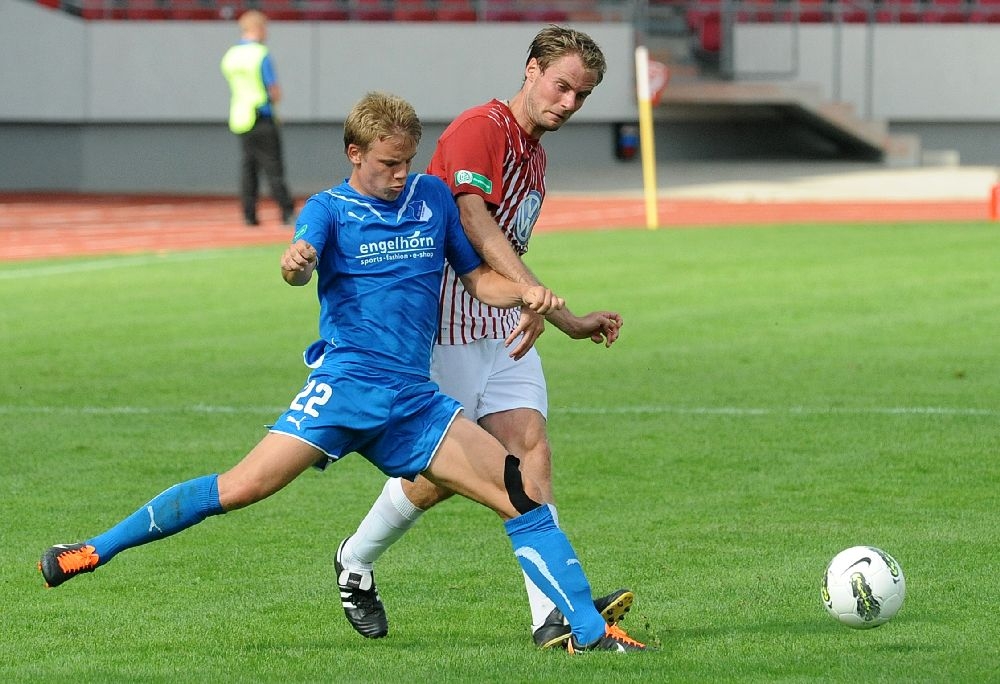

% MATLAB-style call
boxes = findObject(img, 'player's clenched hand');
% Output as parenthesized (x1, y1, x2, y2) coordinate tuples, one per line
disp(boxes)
(281, 239, 317, 272)
(521, 285, 564, 315)
(505, 306, 546, 360)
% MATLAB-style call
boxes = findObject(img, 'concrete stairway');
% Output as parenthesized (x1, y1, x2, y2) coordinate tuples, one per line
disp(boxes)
(657, 79, 921, 165)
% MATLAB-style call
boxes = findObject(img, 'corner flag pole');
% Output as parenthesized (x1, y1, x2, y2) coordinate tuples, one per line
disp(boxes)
(635, 45, 659, 230)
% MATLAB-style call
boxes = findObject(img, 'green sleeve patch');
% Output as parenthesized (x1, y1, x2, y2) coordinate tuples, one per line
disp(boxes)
(454, 170, 493, 194)
(294, 224, 308, 240)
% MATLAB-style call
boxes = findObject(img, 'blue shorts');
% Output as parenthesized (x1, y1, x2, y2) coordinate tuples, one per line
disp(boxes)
(269, 362, 462, 480)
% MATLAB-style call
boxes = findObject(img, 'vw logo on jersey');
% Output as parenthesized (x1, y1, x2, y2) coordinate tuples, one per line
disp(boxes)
(513, 190, 542, 245)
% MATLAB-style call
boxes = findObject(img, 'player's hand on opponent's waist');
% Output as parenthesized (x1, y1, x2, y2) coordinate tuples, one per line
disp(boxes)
(506, 307, 546, 361)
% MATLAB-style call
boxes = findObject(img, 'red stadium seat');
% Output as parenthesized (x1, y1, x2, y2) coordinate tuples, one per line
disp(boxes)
(300, 1, 349, 20)
(699, 11, 721, 52)
(483, 0, 525, 21)
(797, 0, 831, 22)
(169, 0, 220, 19)
(393, 0, 435, 20)
(124, 0, 170, 19)
(353, 0, 392, 20)
(838, 1, 871, 23)
(79, 0, 126, 19)
(686, 0, 720, 29)
(257, 0, 302, 20)
(736, 0, 792, 24)
(876, 0, 924, 22)
(568, 9, 606, 21)
(436, 0, 477, 20)
(969, 0, 1000, 21)
(522, 8, 570, 21)
(923, 0, 969, 22)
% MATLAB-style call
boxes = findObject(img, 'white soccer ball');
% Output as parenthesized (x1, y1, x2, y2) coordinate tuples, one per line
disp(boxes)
(821, 546, 906, 629)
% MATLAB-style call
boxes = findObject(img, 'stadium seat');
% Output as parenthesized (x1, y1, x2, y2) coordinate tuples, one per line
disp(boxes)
(300, 0, 349, 20)
(875, 0, 924, 22)
(79, 0, 126, 19)
(838, 1, 872, 23)
(352, 0, 392, 20)
(686, 0, 719, 29)
(483, 0, 526, 21)
(256, 0, 302, 20)
(393, 0, 435, 20)
(969, 0, 1000, 21)
(124, 0, 170, 20)
(923, 0, 969, 22)
(436, 0, 478, 21)
(568, 9, 607, 21)
(796, 0, 831, 22)
(736, 0, 791, 24)
(699, 11, 721, 52)
(169, 0, 220, 19)
(522, 6, 570, 21)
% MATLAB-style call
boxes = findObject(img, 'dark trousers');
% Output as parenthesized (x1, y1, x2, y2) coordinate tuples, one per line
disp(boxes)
(239, 116, 294, 223)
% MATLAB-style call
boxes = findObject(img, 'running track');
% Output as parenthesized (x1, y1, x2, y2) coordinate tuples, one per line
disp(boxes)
(0, 193, 989, 261)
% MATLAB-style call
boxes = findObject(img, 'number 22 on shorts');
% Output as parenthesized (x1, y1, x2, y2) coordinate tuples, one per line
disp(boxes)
(289, 379, 333, 419)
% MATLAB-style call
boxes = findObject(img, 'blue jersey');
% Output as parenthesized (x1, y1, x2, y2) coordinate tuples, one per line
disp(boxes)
(294, 173, 482, 379)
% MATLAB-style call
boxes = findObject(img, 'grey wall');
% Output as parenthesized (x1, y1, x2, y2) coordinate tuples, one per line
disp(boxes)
(6, 0, 1000, 193)
(733, 23, 1000, 122)
(0, 0, 636, 192)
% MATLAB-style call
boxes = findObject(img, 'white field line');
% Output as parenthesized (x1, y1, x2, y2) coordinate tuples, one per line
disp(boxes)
(0, 250, 231, 279)
(0, 405, 995, 417)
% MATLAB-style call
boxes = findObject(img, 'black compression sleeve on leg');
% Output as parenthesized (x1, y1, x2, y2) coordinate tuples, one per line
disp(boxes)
(504, 454, 542, 515)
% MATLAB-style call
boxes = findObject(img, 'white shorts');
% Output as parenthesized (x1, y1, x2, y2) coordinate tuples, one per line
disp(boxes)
(431, 338, 548, 422)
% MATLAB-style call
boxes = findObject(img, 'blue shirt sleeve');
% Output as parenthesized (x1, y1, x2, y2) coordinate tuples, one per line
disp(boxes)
(293, 195, 333, 258)
(442, 189, 482, 277)
(261, 53, 277, 89)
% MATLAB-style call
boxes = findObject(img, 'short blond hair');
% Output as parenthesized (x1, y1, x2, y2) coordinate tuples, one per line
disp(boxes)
(343, 92, 422, 153)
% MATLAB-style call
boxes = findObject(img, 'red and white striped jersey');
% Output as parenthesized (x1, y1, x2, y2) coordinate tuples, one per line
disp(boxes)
(427, 99, 547, 345)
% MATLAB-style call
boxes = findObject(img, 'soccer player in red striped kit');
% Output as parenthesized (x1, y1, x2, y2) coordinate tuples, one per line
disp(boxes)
(333, 26, 632, 649)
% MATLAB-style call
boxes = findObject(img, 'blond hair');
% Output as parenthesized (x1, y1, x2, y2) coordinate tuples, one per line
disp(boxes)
(343, 92, 422, 152)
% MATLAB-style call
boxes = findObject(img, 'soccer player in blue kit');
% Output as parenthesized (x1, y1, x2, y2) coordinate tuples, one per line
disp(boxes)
(37, 92, 646, 653)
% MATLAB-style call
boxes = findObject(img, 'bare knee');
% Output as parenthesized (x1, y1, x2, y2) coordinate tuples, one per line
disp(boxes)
(519, 444, 552, 488)
(480, 410, 553, 495)
(216, 472, 269, 512)
(401, 474, 454, 510)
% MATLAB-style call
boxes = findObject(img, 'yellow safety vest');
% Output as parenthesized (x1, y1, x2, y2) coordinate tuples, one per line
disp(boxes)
(220, 42, 269, 134)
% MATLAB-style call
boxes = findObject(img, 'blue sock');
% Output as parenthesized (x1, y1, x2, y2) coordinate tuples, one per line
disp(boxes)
(87, 474, 225, 565)
(504, 505, 606, 645)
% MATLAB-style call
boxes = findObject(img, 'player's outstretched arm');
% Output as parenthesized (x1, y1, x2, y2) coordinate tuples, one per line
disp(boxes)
(280, 239, 318, 286)
(546, 308, 623, 347)
(460, 265, 563, 315)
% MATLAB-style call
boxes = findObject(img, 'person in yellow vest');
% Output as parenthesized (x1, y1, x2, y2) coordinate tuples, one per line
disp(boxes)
(221, 10, 295, 226)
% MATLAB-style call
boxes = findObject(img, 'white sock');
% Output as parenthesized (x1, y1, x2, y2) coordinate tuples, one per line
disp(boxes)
(525, 573, 559, 631)
(526, 504, 561, 631)
(341, 478, 424, 573)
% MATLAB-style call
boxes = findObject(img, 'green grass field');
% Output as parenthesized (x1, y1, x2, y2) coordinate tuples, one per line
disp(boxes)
(2, 221, 998, 682)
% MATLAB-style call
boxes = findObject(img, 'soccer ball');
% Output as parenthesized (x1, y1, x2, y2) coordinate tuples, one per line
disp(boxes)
(821, 546, 906, 629)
